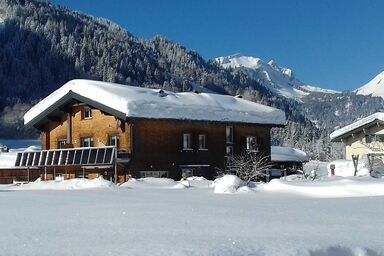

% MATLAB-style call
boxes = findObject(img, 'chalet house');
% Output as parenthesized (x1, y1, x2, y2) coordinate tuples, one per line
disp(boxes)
(330, 112, 384, 160)
(19, 79, 286, 182)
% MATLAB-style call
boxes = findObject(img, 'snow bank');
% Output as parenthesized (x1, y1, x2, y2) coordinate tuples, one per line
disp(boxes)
(263, 176, 384, 198)
(120, 177, 188, 189)
(0, 145, 42, 168)
(24, 79, 286, 127)
(303, 160, 329, 177)
(8, 177, 115, 190)
(271, 146, 309, 162)
(327, 159, 370, 177)
(0, 151, 18, 167)
(213, 175, 244, 194)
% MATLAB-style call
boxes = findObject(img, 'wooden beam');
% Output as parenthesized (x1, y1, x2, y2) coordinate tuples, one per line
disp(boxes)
(59, 106, 72, 113)
(46, 115, 61, 122)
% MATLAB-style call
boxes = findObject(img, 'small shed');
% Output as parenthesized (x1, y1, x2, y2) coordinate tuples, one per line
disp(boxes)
(270, 146, 309, 177)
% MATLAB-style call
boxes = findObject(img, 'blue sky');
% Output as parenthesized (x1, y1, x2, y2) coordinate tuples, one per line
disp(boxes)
(52, 0, 384, 91)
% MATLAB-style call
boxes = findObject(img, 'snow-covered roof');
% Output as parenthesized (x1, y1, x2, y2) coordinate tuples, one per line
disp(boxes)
(330, 112, 384, 142)
(24, 79, 286, 127)
(271, 146, 309, 163)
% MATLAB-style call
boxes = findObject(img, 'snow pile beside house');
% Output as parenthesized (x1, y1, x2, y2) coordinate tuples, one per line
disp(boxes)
(120, 177, 189, 189)
(213, 175, 245, 193)
(24, 79, 286, 127)
(8, 177, 115, 190)
(327, 159, 371, 177)
(0, 150, 18, 167)
(263, 176, 384, 198)
(0, 145, 41, 168)
(186, 176, 213, 188)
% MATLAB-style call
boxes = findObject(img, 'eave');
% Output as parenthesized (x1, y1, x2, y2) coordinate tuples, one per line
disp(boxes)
(330, 119, 384, 142)
(25, 90, 126, 130)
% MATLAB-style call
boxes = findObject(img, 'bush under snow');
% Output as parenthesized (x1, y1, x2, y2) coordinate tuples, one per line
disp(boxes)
(213, 175, 245, 194)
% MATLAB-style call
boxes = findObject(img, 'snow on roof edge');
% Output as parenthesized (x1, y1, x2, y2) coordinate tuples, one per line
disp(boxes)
(24, 79, 287, 127)
(330, 112, 384, 141)
(271, 146, 309, 162)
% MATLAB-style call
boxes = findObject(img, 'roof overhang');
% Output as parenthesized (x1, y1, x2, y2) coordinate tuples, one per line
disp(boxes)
(330, 119, 384, 142)
(25, 90, 126, 130)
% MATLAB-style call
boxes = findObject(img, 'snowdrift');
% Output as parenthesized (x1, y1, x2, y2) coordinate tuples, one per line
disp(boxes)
(8, 177, 115, 190)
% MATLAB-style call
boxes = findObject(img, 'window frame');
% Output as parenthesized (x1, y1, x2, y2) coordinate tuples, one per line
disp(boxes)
(109, 135, 120, 149)
(57, 139, 67, 149)
(140, 171, 168, 178)
(182, 133, 192, 150)
(226, 145, 234, 155)
(83, 106, 92, 120)
(246, 136, 258, 151)
(226, 126, 233, 144)
(81, 136, 94, 148)
(198, 134, 207, 150)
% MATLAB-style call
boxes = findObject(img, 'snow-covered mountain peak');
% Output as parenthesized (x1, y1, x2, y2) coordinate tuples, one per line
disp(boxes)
(216, 54, 339, 100)
(355, 71, 384, 98)
(216, 55, 262, 69)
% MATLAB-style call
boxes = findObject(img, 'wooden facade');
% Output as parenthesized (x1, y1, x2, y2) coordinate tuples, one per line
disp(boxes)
(35, 103, 273, 180)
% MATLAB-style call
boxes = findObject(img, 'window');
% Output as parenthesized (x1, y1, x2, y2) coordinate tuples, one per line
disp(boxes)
(198, 134, 207, 150)
(57, 139, 67, 149)
(378, 135, 384, 142)
(183, 133, 192, 149)
(246, 136, 258, 151)
(140, 171, 168, 178)
(226, 145, 234, 155)
(181, 169, 193, 178)
(81, 137, 93, 147)
(109, 135, 120, 149)
(226, 126, 233, 143)
(83, 106, 92, 119)
(365, 135, 384, 143)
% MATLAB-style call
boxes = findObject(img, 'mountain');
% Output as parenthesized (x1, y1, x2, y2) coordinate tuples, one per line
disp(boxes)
(215, 55, 340, 100)
(0, 0, 282, 136)
(354, 71, 384, 97)
(0, 0, 363, 161)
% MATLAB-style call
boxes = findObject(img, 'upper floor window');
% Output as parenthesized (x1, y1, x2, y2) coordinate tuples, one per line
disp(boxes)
(83, 106, 92, 119)
(81, 137, 93, 147)
(246, 136, 258, 151)
(226, 126, 233, 143)
(109, 135, 120, 149)
(365, 134, 384, 143)
(57, 139, 67, 149)
(198, 134, 207, 150)
(183, 133, 192, 149)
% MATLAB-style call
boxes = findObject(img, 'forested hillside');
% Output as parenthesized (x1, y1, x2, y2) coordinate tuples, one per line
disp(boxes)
(0, 0, 376, 161)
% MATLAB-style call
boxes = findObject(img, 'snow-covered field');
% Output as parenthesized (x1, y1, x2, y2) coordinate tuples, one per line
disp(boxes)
(1, 176, 384, 256)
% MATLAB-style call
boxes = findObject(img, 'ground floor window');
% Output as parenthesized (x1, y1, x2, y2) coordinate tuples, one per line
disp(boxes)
(57, 139, 67, 149)
(109, 135, 120, 149)
(81, 137, 94, 147)
(181, 168, 194, 178)
(226, 145, 234, 155)
(246, 136, 257, 151)
(140, 171, 168, 178)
